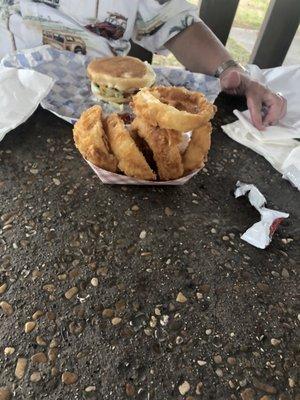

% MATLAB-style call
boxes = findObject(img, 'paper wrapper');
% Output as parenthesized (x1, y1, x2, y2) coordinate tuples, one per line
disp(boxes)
(235, 181, 289, 249)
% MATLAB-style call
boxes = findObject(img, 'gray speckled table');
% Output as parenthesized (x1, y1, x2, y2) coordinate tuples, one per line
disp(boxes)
(0, 95, 299, 400)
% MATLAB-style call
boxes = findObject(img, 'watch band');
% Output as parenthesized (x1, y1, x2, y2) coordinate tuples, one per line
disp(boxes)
(214, 60, 247, 78)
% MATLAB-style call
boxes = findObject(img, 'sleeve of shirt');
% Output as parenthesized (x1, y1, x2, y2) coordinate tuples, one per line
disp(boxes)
(133, 0, 200, 54)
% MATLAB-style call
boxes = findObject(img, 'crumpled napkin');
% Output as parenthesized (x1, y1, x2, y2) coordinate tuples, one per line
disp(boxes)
(222, 64, 300, 190)
(235, 181, 289, 249)
(0, 66, 54, 142)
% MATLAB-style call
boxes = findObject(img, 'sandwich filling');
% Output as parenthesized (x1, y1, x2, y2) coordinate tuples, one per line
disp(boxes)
(91, 82, 139, 103)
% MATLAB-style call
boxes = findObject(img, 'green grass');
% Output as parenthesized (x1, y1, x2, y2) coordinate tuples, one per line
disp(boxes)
(226, 37, 250, 65)
(188, 0, 269, 29)
(152, 53, 181, 68)
(234, 0, 270, 29)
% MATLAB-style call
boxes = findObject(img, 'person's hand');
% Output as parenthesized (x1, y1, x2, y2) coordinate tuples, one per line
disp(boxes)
(220, 68, 287, 130)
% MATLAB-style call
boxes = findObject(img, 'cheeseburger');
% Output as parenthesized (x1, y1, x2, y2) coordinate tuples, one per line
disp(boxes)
(87, 56, 156, 104)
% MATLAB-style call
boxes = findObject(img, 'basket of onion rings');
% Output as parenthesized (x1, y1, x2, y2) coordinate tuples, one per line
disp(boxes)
(73, 85, 217, 185)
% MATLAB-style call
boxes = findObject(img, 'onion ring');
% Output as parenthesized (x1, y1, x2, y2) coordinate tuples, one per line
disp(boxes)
(182, 123, 212, 173)
(105, 114, 156, 181)
(73, 105, 118, 172)
(132, 117, 183, 181)
(132, 86, 216, 131)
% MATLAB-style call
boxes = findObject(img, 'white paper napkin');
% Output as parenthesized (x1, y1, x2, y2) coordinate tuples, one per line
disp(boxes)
(222, 65, 300, 190)
(0, 66, 54, 142)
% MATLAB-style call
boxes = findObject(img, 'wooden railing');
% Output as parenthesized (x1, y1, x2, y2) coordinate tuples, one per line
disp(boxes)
(130, 0, 300, 69)
(199, 0, 239, 46)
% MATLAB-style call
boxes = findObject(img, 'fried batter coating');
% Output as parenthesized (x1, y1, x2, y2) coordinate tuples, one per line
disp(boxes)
(73, 105, 117, 172)
(182, 123, 212, 173)
(105, 114, 156, 181)
(132, 117, 184, 181)
(132, 86, 216, 132)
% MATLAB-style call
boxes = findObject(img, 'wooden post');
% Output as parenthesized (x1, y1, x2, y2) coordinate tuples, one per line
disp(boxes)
(250, 0, 300, 68)
(129, 41, 153, 64)
(200, 0, 240, 45)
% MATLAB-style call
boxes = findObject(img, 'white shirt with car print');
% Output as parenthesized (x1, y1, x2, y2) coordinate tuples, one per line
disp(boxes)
(0, 0, 199, 59)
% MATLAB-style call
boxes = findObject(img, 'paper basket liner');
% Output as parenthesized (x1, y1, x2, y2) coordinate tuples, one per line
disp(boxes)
(87, 160, 200, 186)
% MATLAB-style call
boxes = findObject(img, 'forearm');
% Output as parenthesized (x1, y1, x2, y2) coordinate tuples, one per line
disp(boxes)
(165, 21, 232, 75)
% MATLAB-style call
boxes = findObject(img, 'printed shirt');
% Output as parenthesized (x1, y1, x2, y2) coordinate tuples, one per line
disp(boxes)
(0, 0, 200, 59)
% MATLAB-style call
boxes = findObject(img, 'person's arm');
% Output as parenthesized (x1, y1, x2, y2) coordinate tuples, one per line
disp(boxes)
(166, 22, 287, 130)
(166, 21, 231, 75)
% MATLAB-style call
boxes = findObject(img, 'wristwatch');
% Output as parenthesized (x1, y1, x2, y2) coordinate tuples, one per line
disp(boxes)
(214, 60, 248, 78)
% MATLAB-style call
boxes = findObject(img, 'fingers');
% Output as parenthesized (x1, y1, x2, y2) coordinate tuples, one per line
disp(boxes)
(220, 70, 287, 129)
(246, 82, 287, 129)
(247, 94, 264, 130)
(262, 92, 287, 127)
(262, 106, 279, 127)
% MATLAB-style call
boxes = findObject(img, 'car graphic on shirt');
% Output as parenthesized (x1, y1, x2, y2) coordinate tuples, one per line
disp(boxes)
(33, 0, 60, 8)
(85, 12, 128, 40)
(42, 29, 86, 54)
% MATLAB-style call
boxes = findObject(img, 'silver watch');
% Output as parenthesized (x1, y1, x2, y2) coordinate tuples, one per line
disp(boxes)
(214, 60, 247, 78)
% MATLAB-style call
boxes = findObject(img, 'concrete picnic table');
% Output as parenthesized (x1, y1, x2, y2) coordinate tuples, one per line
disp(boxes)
(0, 94, 299, 400)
